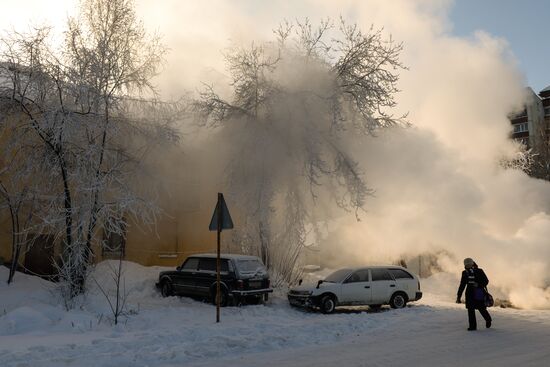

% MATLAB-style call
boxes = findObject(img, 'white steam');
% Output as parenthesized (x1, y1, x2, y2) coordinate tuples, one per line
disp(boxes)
(135, 0, 550, 308)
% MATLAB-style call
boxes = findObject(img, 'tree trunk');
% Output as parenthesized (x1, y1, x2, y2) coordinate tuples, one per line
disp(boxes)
(259, 221, 269, 267)
(83, 104, 110, 271)
(7, 205, 18, 284)
(8, 244, 22, 284)
(59, 157, 83, 296)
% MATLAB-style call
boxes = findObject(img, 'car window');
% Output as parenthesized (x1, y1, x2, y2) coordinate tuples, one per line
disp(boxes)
(371, 268, 393, 281)
(181, 258, 199, 271)
(220, 260, 229, 272)
(198, 258, 229, 272)
(235, 259, 265, 273)
(388, 269, 414, 279)
(198, 258, 216, 271)
(346, 269, 369, 283)
(324, 269, 352, 283)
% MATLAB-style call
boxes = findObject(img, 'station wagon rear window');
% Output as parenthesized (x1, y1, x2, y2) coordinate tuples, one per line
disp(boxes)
(388, 269, 414, 279)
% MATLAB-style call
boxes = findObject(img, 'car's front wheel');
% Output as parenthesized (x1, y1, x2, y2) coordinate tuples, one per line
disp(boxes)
(390, 292, 408, 309)
(160, 281, 173, 297)
(320, 295, 336, 314)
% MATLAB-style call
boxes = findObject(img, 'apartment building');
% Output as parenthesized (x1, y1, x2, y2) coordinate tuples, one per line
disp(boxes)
(509, 86, 550, 179)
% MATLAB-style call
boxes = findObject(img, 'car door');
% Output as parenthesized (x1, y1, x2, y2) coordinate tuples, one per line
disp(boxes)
(173, 257, 199, 295)
(339, 269, 371, 305)
(369, 268, 397, 304)
(196, 258, 217, 296)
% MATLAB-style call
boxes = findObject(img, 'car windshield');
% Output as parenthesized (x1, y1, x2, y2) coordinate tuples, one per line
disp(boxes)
(324, 269, 352, 283)
(236, 259, 265, 274)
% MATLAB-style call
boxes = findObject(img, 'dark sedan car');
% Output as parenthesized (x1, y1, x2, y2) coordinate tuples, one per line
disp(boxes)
(156, 253, 273, 306)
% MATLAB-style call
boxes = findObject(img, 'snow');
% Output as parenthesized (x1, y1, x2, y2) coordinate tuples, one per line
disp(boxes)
(1, 262, 550, 367)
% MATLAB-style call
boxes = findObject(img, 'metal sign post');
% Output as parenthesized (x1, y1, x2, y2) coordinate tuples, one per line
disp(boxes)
(209, 193, 234, 323)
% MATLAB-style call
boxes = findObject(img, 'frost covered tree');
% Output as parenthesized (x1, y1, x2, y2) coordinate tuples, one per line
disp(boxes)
(0, 166, 38, 284)
(0, 115, 48, 284)
(195, 19, 406, 284)
(61, 0, 171, 297)
(0, 0, 179, 303)
(0, 27, 68, 284)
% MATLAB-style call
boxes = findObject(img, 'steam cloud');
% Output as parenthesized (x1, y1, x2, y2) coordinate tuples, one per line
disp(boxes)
(138, 0, 550, 308)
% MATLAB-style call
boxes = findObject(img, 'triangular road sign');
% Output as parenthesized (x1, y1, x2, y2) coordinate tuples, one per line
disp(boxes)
(209, 193, 234, 231)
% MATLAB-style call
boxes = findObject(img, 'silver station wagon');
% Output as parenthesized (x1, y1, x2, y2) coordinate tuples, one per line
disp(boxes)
(288, 266, 422, 313)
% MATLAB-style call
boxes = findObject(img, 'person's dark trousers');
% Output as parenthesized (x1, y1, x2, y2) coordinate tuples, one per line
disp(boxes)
(468, 307, 492, 329)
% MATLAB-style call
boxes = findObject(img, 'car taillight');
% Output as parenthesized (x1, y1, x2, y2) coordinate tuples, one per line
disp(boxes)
(417, 280, 421, 291)
(237, 280, 244, 289)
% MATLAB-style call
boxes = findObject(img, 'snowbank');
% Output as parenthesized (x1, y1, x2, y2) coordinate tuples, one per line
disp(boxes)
(1, 262, 549, 367)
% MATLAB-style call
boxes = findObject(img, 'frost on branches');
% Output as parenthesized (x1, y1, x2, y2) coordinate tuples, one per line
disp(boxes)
(0, 0, 180, 306)
(194, 19, 407, 285)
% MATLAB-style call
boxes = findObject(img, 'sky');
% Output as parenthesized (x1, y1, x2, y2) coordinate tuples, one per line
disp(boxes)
(449, 0, 549, 93)
(0, 0, 546, 91)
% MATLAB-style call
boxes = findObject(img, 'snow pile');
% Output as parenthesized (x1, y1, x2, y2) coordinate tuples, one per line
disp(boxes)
(0, 266, 56, 313)
(1, 261, 550, 367)
(84, 260, 172, 314)
(0, 267, 101, 336)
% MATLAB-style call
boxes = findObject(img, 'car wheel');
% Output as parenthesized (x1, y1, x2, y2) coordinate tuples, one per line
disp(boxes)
(160, 281, 173, 297)
(211, 288, 229, 307)
(390, 292, 407, 309)
(320, 295, 336, 314)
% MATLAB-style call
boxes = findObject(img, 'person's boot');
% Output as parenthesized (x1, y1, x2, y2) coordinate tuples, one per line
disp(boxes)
(467, 326, 476, 331)
(486, 320, 492, 328)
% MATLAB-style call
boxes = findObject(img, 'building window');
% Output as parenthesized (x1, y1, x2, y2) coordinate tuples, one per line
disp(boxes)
(545, 106, 550, 116)
(102, 220, 126, 259)
(513, 122, 529, 133)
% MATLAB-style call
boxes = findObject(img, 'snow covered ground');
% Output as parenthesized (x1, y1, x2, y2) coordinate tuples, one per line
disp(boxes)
(1, 262, 549, 367)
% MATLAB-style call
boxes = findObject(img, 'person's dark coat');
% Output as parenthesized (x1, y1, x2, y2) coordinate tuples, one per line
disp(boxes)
(457, 265, 489, 309)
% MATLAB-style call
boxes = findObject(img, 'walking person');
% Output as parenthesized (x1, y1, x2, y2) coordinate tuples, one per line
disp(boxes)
(456, 258, 492, 331)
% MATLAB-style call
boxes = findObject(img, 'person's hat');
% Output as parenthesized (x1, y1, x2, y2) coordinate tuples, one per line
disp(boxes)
(463, 258, 474, 267)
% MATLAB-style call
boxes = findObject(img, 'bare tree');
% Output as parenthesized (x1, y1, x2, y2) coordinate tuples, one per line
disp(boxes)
(195, 19, 406, 284)
(0, 29, 65, 284)
(0, 0, 179, 305)
(64, 0, 166, 262)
